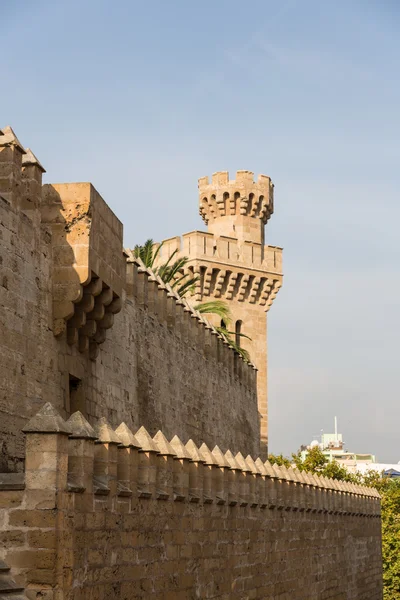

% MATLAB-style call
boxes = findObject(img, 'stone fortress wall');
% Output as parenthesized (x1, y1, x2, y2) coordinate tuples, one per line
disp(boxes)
(0, 126, 383, 599)
(0, 126, 259, 474)
(0, 404, 383, 600)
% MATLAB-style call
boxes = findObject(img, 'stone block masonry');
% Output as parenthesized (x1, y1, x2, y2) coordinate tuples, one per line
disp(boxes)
(0, 404, 382, 599)
(0, 125, 259, 472)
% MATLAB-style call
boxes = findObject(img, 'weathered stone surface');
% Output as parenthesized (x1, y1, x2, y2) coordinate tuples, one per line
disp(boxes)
(94, 417, 120, 444)
(66, 411, 97, 439)
(22, 403, 71, 435)
(115, 423, 140, 448)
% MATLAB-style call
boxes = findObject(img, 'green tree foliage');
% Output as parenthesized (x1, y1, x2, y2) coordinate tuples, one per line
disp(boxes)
(377, 477, 400, 599)
(267, 453, 292, 468)
(133, 239, 252, 361)
(291, 447, 358, 483)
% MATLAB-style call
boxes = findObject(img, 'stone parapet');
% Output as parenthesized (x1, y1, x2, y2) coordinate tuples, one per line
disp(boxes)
(156, 232, 282, 307)
(124, 253, 258, 378)
(0, 404, 383, 599)
(198, 170, 274, 226)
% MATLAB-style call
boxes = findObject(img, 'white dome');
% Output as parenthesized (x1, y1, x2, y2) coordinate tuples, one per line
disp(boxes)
(310, 440, 320, 449)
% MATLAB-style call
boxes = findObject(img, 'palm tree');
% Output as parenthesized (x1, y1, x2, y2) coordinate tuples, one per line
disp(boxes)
(133, 239, 198, 297)
(133, 239, 251, 361)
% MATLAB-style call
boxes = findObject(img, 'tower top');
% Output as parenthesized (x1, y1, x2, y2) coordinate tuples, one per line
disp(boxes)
(198, 170, 274, 244)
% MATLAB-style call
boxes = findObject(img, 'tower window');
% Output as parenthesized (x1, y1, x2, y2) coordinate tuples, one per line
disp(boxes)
(235, 320, 243, 347)
(69, 375, 85, 415)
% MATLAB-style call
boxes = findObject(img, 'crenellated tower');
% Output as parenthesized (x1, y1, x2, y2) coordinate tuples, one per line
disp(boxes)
(198, 170, 274, 245)
(159, 170, 283, 457)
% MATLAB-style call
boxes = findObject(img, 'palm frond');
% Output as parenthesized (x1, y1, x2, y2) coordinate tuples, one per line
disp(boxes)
(215, 326, 251, 362)
(133, 239, 157, 268)
(219, 330, 252, 341)
(156, 249, 179, 280)
(143, 239, 154, 268)
(152, 241, 164, 265)
(176, 277, 199, 297)
(194, 301, 232, 325)
(164, 257, 191, 282)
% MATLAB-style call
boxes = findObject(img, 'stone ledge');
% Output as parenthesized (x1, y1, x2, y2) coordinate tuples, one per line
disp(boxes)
(0, 473, 25, 491)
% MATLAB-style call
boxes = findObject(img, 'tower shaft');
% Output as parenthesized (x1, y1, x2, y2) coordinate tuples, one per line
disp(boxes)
(160, 171, 283, 457)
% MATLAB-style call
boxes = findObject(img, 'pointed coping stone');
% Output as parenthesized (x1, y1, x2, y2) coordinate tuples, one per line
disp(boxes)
(295, 470, 307, 485)
(279, 465, 291, 481)
(22, 402, 72, 435)
(318, 474, 328, 488)
(124, 248, 134, 261)
(185, 439, 204, 462)
(22, 148, 46, 172)
(94, 418, 121, 444)
(164, 282, 176, 297)
(225, 450, 241, 471)
(147, 270, 158, 282)
(255, 457, 268, 476)
(324, 477, 335, 490)
(67, 411, 97, 439)
(271, 464, 285, 480)
(322, 476, 332, 489)
(288, 467, 301, 483)
(199, 443, 216, 466)
(115, 423, 141, 448)
(307, 473, 319, 487)
(183, 299, 194, 313)
(153, 431, 176, 456)
(245, 455, 259, 475)
(302, 472, 314, 486)
(264, 460, 278, 479)
(135, 426, 159, 453)
(314, 474, 326, 489)
(235, 452, 251, 473)
(348, 482, 355, 493)
(170, 435, 191, 460)
(155, 275, 167, 290)
(212, 445, 230, 468)
(135, 257, 147, 272)
(331, 478, 341, 491)
(320, 476, 330, 490)
(323, 476, 333, 489)
(285, 467, 297, 483)
(342, 481, 349, 494)
(197, 312, 207, 325)
(349, 482, 357, 494)
(0, 126, 26, 153)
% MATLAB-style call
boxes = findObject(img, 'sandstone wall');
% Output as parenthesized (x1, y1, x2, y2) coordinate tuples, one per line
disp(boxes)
(0, 406, 383, 600)
(0, 160, 259, 471)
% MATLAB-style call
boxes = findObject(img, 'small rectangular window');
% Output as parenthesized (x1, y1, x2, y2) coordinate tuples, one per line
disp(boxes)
(69, 375, 85, 416)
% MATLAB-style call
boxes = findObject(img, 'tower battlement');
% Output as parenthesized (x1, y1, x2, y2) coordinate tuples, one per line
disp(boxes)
(198, 171, 274, 242)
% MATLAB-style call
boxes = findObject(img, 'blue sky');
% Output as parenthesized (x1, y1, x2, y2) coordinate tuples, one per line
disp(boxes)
(3, 0, 400, 461)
